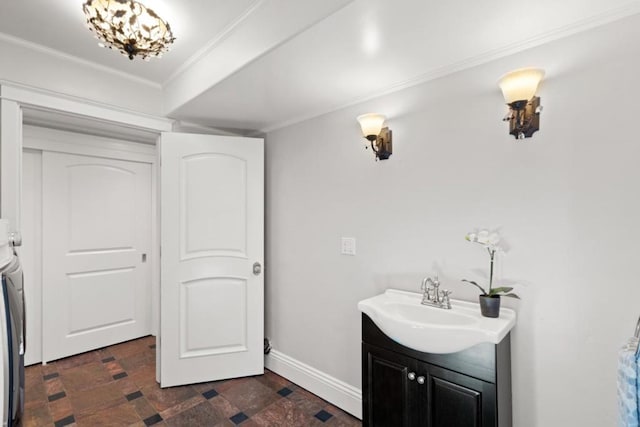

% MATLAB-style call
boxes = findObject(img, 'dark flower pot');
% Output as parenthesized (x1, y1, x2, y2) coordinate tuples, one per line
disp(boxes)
(479, 295, 501, 318)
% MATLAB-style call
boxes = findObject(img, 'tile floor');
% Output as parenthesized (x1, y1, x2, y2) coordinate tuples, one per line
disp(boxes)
(23, 336, 362, 427)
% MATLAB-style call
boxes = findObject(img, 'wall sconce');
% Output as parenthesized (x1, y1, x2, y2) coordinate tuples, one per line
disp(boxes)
(498, 68, 545, 140)
(357, 113, 392, 160)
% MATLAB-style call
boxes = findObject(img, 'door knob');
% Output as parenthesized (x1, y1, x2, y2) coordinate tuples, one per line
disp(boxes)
(253, 262, 262, 275)
(417, 376, 425, 385)
(407, 372, 416, 381)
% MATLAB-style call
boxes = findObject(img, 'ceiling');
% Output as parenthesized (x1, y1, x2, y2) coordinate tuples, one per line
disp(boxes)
(0, 0, 264, 83)
(1, 0, 639, 133)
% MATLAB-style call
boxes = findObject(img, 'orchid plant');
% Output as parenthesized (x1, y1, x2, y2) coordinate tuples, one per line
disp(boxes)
(462, 230, 520, 299)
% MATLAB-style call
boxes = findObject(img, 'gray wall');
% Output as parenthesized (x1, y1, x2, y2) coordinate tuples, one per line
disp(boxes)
(265, 14, 640, 426)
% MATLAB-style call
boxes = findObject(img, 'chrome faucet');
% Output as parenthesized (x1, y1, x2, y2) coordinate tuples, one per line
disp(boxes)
(420, 275, 452, 309)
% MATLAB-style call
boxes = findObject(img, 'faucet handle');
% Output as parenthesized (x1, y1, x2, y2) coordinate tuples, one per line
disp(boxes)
(441, 290, 452, 308)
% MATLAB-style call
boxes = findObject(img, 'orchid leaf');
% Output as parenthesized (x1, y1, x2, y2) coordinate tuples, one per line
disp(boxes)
(489, 286, 513, 295)
(501, 293, 520, 299)
(462, 279, 487, 295)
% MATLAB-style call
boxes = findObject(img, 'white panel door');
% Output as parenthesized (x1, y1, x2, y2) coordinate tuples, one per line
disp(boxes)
(21, 149, 42, 365)
(42, 152, 152, 362)
(159, 132, 263, 387)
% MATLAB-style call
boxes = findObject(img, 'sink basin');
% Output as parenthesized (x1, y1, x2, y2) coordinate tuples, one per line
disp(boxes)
(358, 289, 516, 354)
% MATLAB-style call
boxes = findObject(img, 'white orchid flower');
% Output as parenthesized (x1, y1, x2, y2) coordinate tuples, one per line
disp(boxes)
(466, 229, 504, 252)
(489, 233, 501, 249)
(463, 227, 518, 299)
(476, 230, 490, 244)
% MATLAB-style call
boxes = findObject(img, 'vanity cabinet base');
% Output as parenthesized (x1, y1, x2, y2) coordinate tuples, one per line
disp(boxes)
(362, 314, 512, 427)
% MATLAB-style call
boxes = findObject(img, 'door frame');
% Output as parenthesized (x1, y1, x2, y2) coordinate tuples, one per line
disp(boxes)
(23, 127, 160, 364)
(0, 82, 172, 233)
(1, 83, 173, 347)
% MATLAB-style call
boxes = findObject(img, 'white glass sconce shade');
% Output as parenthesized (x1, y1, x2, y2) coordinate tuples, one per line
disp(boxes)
(357, 113, 386, 139)
(498, 68, 545, 104)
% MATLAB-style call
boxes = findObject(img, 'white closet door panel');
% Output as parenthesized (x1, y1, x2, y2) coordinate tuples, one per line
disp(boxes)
(42, 152, 152, 362)
(21, 149, 42, 365)
(67, 267, 136, 333)
(66, 163, 137, 251)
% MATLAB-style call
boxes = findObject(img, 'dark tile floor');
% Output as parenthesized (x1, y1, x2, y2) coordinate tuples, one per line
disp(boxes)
(24, 336, 362, 427)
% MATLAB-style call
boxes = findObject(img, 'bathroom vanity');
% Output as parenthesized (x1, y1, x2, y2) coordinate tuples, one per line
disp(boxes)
(359, 290, 514, 427)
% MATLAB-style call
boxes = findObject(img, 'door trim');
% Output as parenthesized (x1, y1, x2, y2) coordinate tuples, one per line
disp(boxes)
(23, 126, 156, 164)
(0, 82, 173, 132)
(1, 83, 169, 362)
(1, 81, 172, 236)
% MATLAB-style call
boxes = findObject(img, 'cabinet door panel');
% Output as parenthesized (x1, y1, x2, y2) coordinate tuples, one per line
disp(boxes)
(363, 344, 418, 427)
(430, 377, 480, 427)
(425, 364, 496, 427)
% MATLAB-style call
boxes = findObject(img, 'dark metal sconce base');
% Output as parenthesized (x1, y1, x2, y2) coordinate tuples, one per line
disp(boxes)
(505, 97, 541, 140)
(374, 127, 392, 160)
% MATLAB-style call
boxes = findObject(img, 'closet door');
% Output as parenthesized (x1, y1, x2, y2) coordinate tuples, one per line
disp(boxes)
(22, 149, 42, 366)
(42, 152, 152, 362)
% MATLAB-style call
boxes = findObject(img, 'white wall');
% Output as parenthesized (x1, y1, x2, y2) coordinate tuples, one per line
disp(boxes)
(0, 37, 163, 116)
(265, 14, 640, 426)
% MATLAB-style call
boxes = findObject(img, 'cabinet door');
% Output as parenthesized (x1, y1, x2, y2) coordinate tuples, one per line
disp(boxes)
(422, 363, 497, 427)
(363, 343, 420, 427)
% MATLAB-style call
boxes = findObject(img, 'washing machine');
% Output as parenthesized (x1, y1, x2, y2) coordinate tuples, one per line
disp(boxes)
(0, 220, 23, 427)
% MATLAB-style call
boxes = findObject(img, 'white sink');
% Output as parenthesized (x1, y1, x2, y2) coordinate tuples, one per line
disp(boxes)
(358, 289, 516, 354)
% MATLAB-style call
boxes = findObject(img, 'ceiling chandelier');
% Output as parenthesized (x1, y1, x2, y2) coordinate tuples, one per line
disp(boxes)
(82, 0, 176, 61)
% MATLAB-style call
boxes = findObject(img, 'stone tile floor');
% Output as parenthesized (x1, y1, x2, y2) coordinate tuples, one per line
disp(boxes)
(24, 336, 361, 426)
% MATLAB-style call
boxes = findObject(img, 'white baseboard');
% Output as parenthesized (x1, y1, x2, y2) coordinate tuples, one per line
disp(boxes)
(265, 349, 363, 419)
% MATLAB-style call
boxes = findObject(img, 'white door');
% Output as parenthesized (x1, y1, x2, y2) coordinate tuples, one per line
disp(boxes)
(159, 132, 264, 387)
(21, 149, 42, 365)
(42, 152, 152, 362)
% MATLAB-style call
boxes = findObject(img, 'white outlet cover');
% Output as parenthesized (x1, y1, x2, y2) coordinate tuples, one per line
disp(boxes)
(341, 237, 356, 255)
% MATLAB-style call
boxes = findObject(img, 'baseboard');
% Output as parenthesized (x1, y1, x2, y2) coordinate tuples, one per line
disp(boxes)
(265, 349, 363, 419)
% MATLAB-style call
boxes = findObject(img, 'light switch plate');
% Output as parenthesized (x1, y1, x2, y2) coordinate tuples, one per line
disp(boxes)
(341, 237, 356, 256)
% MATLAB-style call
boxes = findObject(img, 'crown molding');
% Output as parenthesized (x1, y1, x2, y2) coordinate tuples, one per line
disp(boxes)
(259, 1, 640, 134)
(0, 32, 161, 89)
(163, 0, 266, 87)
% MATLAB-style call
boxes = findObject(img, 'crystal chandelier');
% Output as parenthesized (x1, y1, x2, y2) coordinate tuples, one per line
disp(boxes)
(83, 0, 176, 61)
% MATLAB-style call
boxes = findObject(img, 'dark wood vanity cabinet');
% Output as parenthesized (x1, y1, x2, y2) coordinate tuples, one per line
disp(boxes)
(362, 314, 512, 427)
